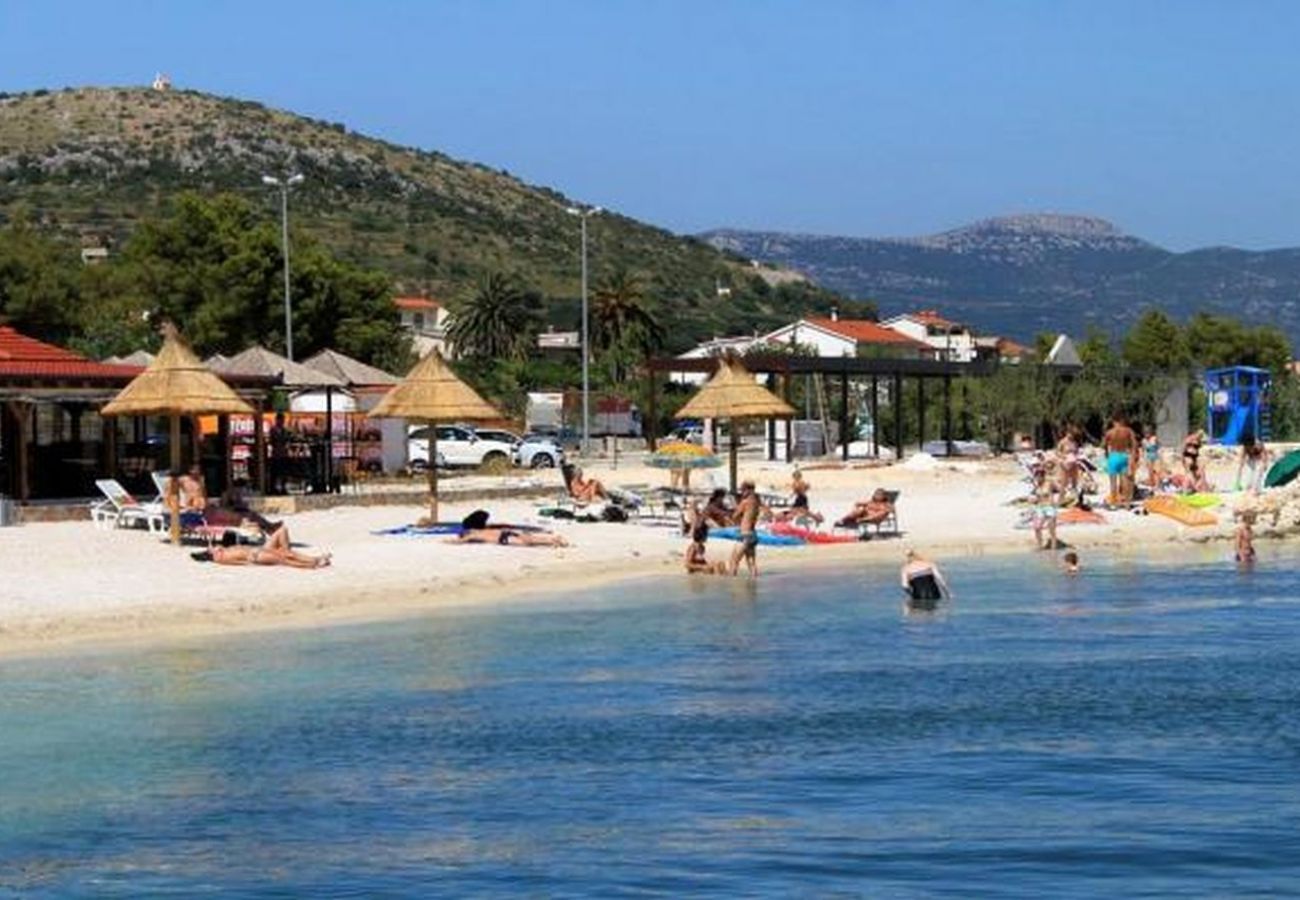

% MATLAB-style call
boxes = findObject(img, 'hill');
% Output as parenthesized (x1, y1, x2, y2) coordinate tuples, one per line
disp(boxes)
(0, 85, 851, 351)
(703, 215, 1300, 345)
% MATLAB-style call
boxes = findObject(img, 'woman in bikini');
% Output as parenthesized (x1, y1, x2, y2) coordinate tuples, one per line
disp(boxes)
(192, 527, 331, 568)
(1182, 429, 1208, 491)
(684, 524, 728, 575)
(454, 528, 569, 547)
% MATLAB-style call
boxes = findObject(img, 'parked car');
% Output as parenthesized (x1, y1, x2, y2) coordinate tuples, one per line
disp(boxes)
(407, 425, 515, 469)
(527, 423, 582, 451)
(473, 428, 523, 448)
(517, 433, 566, 468)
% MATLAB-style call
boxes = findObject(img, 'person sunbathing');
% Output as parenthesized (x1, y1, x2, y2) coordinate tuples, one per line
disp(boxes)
(836, 489, 893, 528)
(191, 527, 331, 568)
(567, 466, 609, 503)
(453, 528, 570, 547)
(778, 470, 824, 525)
(684, 524, 728, 575)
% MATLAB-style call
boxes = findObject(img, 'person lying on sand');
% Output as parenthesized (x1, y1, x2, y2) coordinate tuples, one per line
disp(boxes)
(835, 489, 893, 528)
(453, 528, 570, 548)
(684, 524, 728, 575)
(192, 527, 331, 568)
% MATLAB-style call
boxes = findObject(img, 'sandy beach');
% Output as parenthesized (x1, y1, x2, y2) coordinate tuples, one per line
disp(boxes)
(0, 449, 1267, 656)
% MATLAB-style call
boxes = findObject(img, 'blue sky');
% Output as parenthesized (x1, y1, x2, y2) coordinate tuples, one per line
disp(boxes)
(3, 0, 1298, 249)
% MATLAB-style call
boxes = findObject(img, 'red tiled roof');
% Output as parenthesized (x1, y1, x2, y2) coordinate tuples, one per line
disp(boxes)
(0, 326, 142, 380)
(804, 317, 929, 347)
(394, 296, 441, 311)
(996, 337, 1033, 358)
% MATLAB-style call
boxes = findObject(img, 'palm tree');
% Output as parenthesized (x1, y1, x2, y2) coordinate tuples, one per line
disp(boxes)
(591, 269, 665, 380)
(447, 272, 540, 360)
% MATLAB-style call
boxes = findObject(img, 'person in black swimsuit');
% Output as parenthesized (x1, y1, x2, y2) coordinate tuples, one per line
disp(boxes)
(900, 549, 952, 611)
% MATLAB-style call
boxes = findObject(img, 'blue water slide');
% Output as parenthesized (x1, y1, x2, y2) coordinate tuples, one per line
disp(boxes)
(1220, 404, 1252, 445)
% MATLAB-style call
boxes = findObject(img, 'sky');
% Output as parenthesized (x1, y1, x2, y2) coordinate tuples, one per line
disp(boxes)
(3, 0, 1300, 250)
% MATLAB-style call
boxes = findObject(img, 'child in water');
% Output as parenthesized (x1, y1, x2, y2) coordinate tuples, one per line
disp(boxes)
(1062, 550, 1080, 575)
(1235, 512, 1257, 564)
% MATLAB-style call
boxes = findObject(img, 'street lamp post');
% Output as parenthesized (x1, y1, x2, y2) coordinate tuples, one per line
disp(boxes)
(566, 205, 601, 457)
(262, 173, 305, 361)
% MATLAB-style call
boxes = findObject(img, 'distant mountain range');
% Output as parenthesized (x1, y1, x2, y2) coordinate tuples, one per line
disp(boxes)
(702, 215, 1300, 344)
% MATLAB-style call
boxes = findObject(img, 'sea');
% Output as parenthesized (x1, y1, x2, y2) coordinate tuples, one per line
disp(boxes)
(3, 547, 1300, 897)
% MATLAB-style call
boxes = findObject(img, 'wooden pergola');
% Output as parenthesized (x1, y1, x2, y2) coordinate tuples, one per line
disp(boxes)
(0, 326, 277, 504)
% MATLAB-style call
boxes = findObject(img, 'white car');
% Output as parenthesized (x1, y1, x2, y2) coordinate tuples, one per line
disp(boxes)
(407, 425, 515, 469)
(516, 433, 566, 469)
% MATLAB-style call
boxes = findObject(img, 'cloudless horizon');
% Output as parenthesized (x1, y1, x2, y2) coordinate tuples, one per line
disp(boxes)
(4, 0, 1300, 250)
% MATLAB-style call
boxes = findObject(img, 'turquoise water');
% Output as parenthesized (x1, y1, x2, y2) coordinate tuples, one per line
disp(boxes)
(4, 549, 1300, 896)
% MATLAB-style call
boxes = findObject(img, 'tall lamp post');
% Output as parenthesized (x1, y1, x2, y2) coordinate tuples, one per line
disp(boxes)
(566, 205, 601, 457)
(262, 173, 305, 360)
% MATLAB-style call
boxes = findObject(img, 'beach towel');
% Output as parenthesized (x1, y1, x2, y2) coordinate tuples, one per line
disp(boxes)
(1057, 507, 1107, 525)
(769, 522, 859, 544)
(709, 526, 805, 546)
(1144, 496, 1217, 527)
(1179, 493, 1222, 509)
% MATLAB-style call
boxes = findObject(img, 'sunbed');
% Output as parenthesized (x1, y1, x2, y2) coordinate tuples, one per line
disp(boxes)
(90, 479, 167, 534)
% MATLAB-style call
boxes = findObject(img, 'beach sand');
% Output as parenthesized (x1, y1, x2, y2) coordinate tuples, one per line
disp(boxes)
(0, 451, 1254, 656)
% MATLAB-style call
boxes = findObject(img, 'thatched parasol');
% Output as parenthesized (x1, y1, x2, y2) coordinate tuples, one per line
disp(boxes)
(369, 349, 503, 520)
(102, 323, 253, 544)
(675, 357, 794, 491)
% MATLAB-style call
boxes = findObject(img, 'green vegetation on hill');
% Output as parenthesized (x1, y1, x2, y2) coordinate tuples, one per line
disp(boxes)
(0, 86, 862, 352)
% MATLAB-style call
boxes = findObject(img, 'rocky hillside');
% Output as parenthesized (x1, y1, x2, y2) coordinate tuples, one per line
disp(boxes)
(0, 86, 850, 349)
(704, 215, 1300, 345)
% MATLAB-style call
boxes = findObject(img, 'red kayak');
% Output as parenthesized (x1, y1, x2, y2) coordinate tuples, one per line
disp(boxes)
(769, 522, 860, 544)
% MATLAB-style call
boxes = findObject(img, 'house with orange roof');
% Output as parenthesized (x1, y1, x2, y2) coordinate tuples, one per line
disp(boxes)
(761, 312, 931, 359)
(879, 309, 977, 362)
(394, 296, 451, 357)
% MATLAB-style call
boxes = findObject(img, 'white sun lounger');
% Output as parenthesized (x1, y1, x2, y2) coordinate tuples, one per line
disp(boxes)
(90, 479, 166, 534)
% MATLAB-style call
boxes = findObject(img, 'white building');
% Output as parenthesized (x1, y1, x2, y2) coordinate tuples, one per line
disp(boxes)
(670, 335, 765, 386)
(763, 315, 930, 358)
(395, 296, 451, 357)
(879, 310, 977, 362)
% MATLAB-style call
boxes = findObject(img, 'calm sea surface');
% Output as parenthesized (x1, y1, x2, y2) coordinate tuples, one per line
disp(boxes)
(3, 548, 1300, 897)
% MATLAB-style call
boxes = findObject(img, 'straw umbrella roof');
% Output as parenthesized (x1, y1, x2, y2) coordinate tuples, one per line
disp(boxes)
(675, 357, 794, 421)
(370, 349, 501, 421)
(302, 348, 398, 387)
(102, 326, 253, 417)
(209, 345, 345, 389)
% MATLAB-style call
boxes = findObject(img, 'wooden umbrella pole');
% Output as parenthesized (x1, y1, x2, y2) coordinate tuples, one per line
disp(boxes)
(169, 413, 182, 545)
(729, 419, 738, 494)
(428, 420, 438, 521)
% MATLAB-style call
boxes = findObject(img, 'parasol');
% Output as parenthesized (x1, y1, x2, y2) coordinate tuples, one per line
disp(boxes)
(102, 323, 253, 544)
(675, 357, 794, 491)
(369, 349, 503, 520)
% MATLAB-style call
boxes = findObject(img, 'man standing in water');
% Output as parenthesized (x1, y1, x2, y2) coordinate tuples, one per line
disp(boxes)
(1102, 414, 1139, 505)
(730, 480, 771, 579)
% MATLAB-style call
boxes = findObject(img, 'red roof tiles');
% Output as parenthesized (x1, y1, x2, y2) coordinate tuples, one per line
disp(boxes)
(0, 326, 142, 380)
(803, 317, 929, 347)
(394, 296, 441, 311)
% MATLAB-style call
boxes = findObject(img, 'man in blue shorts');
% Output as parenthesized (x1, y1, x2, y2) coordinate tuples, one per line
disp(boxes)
(1102, 415, 1138, 505)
